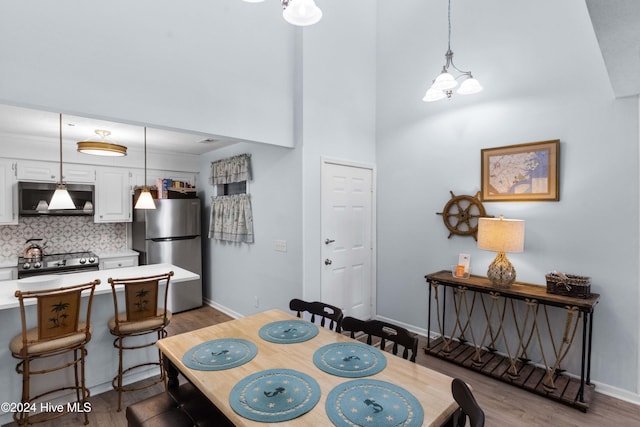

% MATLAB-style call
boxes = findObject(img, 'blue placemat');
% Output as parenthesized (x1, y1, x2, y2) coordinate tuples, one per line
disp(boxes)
(229, 368, 321, 423)
(182, 338, 257, 371)
(258, 319, 319, 344)
(325, 379, 424, 427)
(313, 342, 387, 378)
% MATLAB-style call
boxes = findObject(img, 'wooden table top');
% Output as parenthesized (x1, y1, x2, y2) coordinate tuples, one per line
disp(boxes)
(157, 309, 457, 426)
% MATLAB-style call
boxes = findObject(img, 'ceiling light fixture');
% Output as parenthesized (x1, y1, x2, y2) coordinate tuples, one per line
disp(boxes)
(77, 129, 127, 156)
(242, 0, 322, 27)
(423, 0, 482, 102)
(48, 114, 75, 210)
(134, 127, 156, 210)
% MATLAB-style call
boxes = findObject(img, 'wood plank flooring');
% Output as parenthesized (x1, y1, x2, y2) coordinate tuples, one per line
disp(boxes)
(4, 305, 639, 426)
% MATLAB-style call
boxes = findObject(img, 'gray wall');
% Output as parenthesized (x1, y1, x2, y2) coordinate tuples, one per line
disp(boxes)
(376, 0, 639, 396)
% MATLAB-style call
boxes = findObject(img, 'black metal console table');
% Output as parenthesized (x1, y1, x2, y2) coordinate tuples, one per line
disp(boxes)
(425, 270, 599, 411)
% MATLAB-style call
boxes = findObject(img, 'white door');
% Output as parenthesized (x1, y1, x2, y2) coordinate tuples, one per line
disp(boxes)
(321, 160, 374, 319)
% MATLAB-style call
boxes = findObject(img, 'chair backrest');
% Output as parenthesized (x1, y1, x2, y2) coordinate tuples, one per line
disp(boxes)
(451, 378, 485, 427)
(109, 271, 174, 330)
(289, 298, 344, 332)
(341, 316, 419, 362)
(14, 280, 99, 356)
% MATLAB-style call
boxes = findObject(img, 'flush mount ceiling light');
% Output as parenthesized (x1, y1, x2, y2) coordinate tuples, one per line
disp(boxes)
(423, 0, 482, 102)
(77, 129, 127, 156)
(242, 0, 322, 27)
(49, 114, 75, 210)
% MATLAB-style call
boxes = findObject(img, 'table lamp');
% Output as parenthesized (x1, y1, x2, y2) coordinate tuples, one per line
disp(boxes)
(477, 215, 525, 287)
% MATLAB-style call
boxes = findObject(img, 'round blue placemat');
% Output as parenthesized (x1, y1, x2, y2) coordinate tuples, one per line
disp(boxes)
(325, 379, 424, 427)
(258, 319, 319, 344)
(313, 342, 387, 378)
(229, 368, 321, 423)
(182, 338, 257, 371)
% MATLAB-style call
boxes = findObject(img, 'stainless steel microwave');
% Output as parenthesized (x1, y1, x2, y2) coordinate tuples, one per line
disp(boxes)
(18, 181, 95, 216)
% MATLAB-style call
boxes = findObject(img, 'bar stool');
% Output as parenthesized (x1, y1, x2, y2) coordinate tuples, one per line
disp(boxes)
(108, 271, 174, 412)
(10, 280, 99, 426)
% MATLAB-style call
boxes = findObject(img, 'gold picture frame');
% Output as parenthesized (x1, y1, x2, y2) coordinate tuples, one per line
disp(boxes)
(481, 139, 559, 202)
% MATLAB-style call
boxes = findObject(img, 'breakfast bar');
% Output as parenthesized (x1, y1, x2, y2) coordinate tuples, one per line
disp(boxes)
(0, 263, 199, 426)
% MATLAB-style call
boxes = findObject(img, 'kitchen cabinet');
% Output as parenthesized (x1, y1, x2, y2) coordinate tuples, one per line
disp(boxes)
(62, 164, 96, 183)
(0, 160, 18, 225)
(99, 254, 139, 270)
(16, 160, 58, 182)
(0, 268, 17, 281)
(95, 167, 131, 223)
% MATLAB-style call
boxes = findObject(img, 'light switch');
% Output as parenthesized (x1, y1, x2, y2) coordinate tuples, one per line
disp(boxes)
(274, 240, 287, 252)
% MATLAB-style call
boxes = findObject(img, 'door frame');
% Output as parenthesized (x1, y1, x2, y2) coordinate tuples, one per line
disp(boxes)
(320, 156, 377, 318)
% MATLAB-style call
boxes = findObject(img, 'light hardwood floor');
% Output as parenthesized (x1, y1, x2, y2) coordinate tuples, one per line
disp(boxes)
(4, 305, 639, 426)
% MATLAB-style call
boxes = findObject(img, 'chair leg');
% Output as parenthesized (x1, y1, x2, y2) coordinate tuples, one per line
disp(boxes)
(116, 336, 124, 412)
(81, 347, 89, 425)
(17, 359, 29, 426)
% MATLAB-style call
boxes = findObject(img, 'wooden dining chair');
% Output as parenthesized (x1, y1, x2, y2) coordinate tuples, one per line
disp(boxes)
(289, 298, 344, 332)
(342, 316, 419, 362)
(108, 271, 174, 412)
(451, 378, 485, 427)
(10, 280, 100, 426)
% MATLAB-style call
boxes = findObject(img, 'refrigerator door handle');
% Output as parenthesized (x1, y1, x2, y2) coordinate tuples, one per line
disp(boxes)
(150, 235, 199, 242)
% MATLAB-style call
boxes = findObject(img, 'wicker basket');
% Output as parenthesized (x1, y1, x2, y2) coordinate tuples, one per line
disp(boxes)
(545, 272, 591, 298)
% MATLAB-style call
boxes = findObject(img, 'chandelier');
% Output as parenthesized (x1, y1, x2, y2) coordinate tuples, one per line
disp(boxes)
(243, 0, 322, 27)
(423, 0, 482, 102)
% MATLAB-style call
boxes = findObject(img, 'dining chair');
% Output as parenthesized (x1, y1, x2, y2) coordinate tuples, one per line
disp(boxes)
(108, 271, 174, 412)
(289, 298, 344, 332)
(10, 279, 100, 426)
(341, 316, 419, 362)
(451, 378, 485, 427)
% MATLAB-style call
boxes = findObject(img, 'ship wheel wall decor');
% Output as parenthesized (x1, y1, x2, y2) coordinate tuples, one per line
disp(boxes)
(436, 191, 492, 240)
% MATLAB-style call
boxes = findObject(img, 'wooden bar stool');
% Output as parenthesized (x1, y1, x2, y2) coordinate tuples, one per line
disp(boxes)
(10, 280, 100, 426)
(108, 271, 174, 412)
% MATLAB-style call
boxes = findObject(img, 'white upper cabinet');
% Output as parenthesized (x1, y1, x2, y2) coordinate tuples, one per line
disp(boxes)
(16, 160, 58, 182)
(94, 167, 131, 223)
(62, 164, 96, 183)
(0, 160, 18, 225)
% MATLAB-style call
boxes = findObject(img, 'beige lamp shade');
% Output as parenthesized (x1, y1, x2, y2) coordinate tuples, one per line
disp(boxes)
(477, 217, 525, 253)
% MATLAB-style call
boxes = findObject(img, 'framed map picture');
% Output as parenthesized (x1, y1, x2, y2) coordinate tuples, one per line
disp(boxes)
(481, 140, 559, 202)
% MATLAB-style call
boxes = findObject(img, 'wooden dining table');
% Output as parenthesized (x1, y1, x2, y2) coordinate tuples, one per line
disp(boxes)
(157, 309, 458, 426)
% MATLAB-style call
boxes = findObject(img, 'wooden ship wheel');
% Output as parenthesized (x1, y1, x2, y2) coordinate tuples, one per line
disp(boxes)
(436, 191, 492, 240)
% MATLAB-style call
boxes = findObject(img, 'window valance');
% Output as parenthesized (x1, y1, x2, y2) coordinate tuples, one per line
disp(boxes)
(209, 153, 251, 185)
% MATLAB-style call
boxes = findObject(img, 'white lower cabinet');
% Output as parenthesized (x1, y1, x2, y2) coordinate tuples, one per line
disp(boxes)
(95, 168, 131, 223)
(99, 255, 139, 270)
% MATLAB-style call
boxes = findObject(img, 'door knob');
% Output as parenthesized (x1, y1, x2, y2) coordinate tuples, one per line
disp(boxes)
(324, 238, 335, 245)
(324, 259, 333, 265)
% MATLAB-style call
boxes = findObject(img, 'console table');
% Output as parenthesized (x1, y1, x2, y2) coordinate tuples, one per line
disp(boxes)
(424, 270, 599, 411)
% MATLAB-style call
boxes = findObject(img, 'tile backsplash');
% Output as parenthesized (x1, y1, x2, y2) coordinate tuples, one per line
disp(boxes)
(0, 216, 127, 257)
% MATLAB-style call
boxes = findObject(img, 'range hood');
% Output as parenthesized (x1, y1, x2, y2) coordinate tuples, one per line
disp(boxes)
(18, 181, 95, 216)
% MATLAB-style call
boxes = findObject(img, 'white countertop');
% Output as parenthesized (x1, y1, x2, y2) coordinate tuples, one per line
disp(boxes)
(0, 263, 199, 310)
(0, 256, 17, 269)
(95, 249, 139, 259)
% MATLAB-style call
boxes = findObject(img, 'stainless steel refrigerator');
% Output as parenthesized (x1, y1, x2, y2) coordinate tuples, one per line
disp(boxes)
(132, 198, 202, 313)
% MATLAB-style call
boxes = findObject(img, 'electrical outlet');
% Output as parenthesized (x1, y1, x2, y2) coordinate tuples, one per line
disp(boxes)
(274, 239, 287, 252)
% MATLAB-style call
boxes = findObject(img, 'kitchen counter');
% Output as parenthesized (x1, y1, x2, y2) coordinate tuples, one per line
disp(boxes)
(0, 263, 199, 425)
(94, 249, 139, 259)
(0, 256, 17, 269)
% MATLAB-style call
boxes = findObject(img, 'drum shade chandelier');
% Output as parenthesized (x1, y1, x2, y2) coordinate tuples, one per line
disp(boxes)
(48, 114, 75, 210)
(77, 129, 127, 156)
(242, 0, 322, 27)
(423, 0, 482, 102)
(134, 127, 156, 210)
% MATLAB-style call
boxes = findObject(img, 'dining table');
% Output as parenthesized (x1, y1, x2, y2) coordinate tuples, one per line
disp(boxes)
(157, 308, 458, 426)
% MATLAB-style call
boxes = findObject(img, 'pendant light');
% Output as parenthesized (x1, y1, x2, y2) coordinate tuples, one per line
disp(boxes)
(242, 0, 323, 26)
(48, 114, 75, 210)
(423, 0, 482, 102)
(77, 130, 127, 156)
(134, 127, 156, 210)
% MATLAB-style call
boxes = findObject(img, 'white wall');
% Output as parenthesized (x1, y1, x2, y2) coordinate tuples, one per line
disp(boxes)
(199, 142, 303, 316)
(0, 0, 295, 147)
(376, 0, 639, 398)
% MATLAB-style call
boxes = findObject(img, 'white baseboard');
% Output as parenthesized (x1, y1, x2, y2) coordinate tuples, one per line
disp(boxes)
(203, 297, 243, 319)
